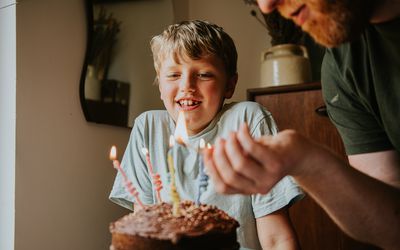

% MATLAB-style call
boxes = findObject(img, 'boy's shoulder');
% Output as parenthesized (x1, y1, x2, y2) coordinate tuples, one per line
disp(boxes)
(206, 102, 276, 137)
(217, 102, 273, 129)
(223, 101, 271, 117)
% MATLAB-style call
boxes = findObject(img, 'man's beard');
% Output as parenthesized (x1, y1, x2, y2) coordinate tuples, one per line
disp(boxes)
(299, 0, 371, 47)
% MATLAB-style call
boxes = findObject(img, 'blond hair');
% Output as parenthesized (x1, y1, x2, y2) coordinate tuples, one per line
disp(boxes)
(150, 20, 238, 78)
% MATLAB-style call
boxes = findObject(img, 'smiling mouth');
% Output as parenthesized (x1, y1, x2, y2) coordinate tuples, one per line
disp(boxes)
(290, 4, 308, 26)
(291, 4, 305, 17)
(177, 99, 201, 108)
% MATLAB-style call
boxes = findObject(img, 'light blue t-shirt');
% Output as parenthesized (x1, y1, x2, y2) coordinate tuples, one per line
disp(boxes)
(110, 102, 304, 250)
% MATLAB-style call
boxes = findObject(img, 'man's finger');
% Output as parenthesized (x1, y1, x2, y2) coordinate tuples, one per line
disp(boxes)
(236, 124, 284, 192)
(212, 138, 259, 193)
(225, 132, 266, 182)
(237, 123, 273, 164)
(203, 147, 244, 194)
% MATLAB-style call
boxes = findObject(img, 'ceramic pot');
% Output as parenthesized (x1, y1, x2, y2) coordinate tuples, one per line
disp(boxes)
(260, 44, 312, 87)
(84, 65, 101, 101)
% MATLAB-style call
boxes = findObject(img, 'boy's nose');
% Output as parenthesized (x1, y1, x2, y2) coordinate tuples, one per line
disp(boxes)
(179, 75, 196, 93)
(257, 0, 280, 13)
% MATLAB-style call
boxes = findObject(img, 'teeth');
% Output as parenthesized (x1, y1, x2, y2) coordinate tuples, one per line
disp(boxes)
(179, 100, 199, 106)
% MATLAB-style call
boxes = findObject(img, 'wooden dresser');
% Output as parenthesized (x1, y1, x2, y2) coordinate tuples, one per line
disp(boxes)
(248, 82, 379, 250)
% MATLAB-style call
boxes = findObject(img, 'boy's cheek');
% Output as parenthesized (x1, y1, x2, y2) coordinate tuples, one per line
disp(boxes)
(158, 84, 170, 101)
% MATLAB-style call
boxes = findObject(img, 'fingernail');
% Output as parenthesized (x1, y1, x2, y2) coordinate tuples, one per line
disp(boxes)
(216, 137, 224, 145)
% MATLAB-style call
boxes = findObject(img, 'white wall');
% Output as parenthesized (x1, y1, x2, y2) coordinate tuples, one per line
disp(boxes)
(188, 0, 271, 101)
(0, 1, 16, 250)
(15, 1, 129, 249)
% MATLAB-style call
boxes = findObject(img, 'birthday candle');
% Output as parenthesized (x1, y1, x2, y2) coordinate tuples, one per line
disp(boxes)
(196, 139, 209, 205)
(167, 136, 181, 216)
(110, 146, 144, 209)
(174, 111, 188, 145)
(166, 136, 174, 184)
(141, 148, 163, 203)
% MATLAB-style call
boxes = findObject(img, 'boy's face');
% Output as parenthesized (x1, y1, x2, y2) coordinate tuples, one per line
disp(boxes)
(158, 53, 237, 135)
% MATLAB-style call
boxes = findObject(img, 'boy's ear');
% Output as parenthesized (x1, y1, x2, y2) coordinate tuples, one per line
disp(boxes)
(157, 77, 164, 100)
(224, 73, 238, 99)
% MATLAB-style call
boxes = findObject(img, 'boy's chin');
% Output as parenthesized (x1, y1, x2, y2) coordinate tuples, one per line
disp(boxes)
(186, 122, 211, 136)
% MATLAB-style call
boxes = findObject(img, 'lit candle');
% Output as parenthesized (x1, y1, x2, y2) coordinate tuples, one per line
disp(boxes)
(174, 110, 189, 145)
(173, 111, 205, 153)
(141, 147, 163, 203)
(109, 146, 144, 209)
(168, 135, 181, 216)
(196, 139, 209, 205)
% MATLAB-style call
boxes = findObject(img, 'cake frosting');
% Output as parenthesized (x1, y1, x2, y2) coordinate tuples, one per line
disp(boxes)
(110, 200, 240, 250)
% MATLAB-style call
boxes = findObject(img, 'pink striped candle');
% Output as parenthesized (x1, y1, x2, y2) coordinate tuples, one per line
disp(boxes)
(141, 147, 163, 203)
(110, 146, 144, 209)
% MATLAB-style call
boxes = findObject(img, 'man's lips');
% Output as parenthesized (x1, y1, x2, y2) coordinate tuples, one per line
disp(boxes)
(290, 4, 308, 26)
(291, 4, 305, 17)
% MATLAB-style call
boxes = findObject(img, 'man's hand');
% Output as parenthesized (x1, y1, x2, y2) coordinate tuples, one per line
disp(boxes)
(203, 123, 315, 195)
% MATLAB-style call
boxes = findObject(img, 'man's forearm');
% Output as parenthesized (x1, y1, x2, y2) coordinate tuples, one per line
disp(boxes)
(294, 147, 400, 249)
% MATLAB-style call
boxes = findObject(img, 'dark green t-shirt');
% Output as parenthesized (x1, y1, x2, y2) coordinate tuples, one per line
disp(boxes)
(321, 18, 400, 155)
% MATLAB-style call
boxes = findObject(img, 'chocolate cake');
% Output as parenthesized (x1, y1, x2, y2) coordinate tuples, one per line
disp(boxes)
(110, 201, 240, 250)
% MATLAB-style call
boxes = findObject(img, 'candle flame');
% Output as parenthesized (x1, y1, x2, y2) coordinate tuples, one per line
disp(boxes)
(109, 146, 117, 160)
(199, 139, 206, 149)
(207, 143, 212, 149)
(174, 111, 188, 145)
(169, 135, 175, 148)
(141, 147, 149, 155)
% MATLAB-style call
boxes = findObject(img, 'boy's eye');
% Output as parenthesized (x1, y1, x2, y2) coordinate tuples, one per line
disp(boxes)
(197, 73, 213, 79)
(166, 73, 180, 79)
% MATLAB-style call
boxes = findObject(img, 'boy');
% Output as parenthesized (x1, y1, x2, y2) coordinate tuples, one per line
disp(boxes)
(109, 20, 303, 250)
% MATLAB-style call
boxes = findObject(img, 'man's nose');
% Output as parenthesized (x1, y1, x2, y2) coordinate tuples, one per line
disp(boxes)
(257, 0, 280, 13)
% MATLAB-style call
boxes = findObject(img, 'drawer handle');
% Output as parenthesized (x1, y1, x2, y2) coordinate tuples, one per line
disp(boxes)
(315, 105, 328, 117)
